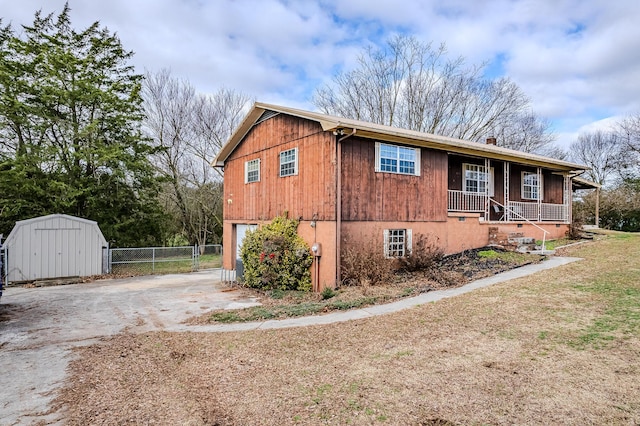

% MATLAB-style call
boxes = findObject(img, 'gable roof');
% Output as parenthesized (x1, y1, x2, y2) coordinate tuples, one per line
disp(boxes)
(5, 214, 107, 246)
(213, 102, 588, 173)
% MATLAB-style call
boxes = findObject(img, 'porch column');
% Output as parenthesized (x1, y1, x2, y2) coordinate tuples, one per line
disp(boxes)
(563, 174, 570, 223)
(537, 167, 542, 221)
(485, 158, 490, 221)
(504, 161, 510, 221)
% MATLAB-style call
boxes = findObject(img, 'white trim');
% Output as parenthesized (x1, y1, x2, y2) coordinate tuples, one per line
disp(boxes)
(279, 147, 298, 177)
(375, 142, 420, 176)
(383, 229, 389, 258)
(522, 171, 543, 200)
(489, 167, 495, 198)
(463, 163, 493, 196)
(383, 228, 410, 258)
(244, 158, 260, 184)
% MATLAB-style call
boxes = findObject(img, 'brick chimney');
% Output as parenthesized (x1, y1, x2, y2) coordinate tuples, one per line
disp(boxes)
(486, 137, 497, 145)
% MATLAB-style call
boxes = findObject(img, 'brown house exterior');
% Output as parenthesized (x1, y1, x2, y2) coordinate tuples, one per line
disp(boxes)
(214, 103, 591, 290)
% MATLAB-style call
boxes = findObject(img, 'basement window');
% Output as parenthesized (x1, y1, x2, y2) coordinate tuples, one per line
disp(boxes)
(383, 229, 412, 258)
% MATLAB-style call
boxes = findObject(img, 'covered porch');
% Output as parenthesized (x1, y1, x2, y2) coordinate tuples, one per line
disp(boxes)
(447, 155, 572, 223)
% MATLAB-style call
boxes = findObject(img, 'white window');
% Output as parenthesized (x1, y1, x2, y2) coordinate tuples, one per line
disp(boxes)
(375, 142, 420, 176)
(463, 164, 494, 196)
(280, 148, 298, 177)
(244, 158, 260, 183)
(383, 229, 413, 258)
(522, 171, 542, 200)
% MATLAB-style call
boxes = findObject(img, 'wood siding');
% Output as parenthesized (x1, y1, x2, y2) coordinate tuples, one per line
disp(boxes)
(509, 164, 564, 203)
(340, 138, 448, 222)
(223, 114, 337, 221)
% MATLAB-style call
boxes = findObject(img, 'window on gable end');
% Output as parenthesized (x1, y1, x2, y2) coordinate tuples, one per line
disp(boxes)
(245, 158, 260, 183)
(280, 148, 298, 177)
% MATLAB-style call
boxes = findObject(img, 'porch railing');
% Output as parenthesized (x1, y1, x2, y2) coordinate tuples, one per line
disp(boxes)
(508, 201, 568, 222)
(448, 190, 487, 212)
(541, 203, 569, 222)
(448, 190, 568, 222)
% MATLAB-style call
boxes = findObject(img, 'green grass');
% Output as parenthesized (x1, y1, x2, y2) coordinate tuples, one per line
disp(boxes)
(477, 249, 529, 263)
(570, 279, 640, 349)
(534, 238, 577, 250)
(110, 253, 221, 276)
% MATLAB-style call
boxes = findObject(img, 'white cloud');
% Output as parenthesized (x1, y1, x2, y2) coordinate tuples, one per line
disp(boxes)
(2, 0, 640, 148)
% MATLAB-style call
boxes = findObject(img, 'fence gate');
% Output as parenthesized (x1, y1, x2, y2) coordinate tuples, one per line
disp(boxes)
(108, 246, 197, 275)
(107, 244, 222, 275)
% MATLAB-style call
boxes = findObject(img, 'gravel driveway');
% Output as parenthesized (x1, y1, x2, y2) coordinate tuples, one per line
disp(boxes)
(0, 271, 257, 425)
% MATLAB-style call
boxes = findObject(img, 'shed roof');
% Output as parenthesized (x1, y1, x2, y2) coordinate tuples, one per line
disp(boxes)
(213, 102, 589, 173)
(5, 214, 107, 246)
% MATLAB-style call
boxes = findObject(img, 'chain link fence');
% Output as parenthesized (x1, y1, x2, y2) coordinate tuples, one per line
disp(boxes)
(108, 244, 222, 276)
(198, 244, 223, 269)
(0, 244, 6, 296)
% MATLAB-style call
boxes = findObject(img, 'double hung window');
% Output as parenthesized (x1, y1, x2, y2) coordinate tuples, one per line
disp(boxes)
(244, 158, 260, 183)
(280, 148, 298, 177)
(463, 163, 494, 196)
(522, 171, 542, 200)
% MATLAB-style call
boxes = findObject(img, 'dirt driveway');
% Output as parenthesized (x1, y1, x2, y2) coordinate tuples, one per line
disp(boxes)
(0, 270, 256, 425)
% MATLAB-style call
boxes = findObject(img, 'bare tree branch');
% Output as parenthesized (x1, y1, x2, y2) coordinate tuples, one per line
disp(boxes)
(313, 35, 557, 155)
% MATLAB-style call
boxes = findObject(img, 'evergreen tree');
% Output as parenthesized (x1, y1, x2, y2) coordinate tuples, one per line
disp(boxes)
(0, 4, 167, 246)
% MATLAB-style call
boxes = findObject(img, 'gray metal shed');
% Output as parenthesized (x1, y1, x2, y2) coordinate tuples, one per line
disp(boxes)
(4, 214, 107, 283)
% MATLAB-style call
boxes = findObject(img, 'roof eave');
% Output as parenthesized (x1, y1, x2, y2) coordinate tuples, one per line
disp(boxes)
(213, 102, 588, 173)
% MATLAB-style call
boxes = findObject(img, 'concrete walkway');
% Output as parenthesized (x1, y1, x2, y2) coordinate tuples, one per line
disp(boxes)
(167, 256, 583, 333)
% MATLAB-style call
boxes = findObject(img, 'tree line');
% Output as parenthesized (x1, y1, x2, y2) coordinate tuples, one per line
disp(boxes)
(1, 6, 639, 247)
(570, 118, 640, 231)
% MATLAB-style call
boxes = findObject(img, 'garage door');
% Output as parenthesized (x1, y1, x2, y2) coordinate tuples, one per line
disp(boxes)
(235, 224, 257, 260)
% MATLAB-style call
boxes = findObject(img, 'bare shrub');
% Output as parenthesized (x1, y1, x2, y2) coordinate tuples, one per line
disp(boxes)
(397, 233, 445, 272)
(340, 245, 395, 287)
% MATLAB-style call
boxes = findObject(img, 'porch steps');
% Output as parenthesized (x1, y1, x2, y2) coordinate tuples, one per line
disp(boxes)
(488, 228, 555, 255)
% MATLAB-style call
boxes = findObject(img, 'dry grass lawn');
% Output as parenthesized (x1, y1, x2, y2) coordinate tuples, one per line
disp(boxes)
(54, 233, 640, 425)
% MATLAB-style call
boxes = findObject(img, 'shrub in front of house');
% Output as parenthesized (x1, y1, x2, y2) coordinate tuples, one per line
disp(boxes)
(396, 233, 444, 272)
(240, 216, 313, 291)
(340, 239, 396, 287)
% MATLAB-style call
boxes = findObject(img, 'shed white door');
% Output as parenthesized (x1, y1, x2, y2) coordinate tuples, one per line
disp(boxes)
(235, 224, 257, 260)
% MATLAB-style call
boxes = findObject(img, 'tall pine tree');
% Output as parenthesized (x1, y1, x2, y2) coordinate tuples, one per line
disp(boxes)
(0, 4, 167, 246)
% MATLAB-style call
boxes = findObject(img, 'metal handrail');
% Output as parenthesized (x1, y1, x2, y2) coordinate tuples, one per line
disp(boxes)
(490, 198, 549, 252)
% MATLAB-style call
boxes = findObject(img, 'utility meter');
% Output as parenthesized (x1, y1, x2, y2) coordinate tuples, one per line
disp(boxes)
(311, 243, 322, 257)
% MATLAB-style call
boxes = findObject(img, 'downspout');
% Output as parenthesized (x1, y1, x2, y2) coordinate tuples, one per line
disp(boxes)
(335, 128, 356, 287)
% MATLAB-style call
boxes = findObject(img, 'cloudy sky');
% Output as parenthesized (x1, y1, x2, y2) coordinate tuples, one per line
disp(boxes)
(2, 0, 640, 151)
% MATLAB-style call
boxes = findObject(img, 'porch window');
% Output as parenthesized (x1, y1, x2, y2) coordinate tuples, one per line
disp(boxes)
(463, 164, 494, 196)
(244, 158, 260, 183)
(522, 171, 542, 200)
(280, 148, 298, 177)
(383, 229, 412, 258)
(375, 142, 421, 176)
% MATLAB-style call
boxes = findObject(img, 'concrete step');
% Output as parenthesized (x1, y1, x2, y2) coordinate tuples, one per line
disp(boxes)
(509, 237, 536, 245)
